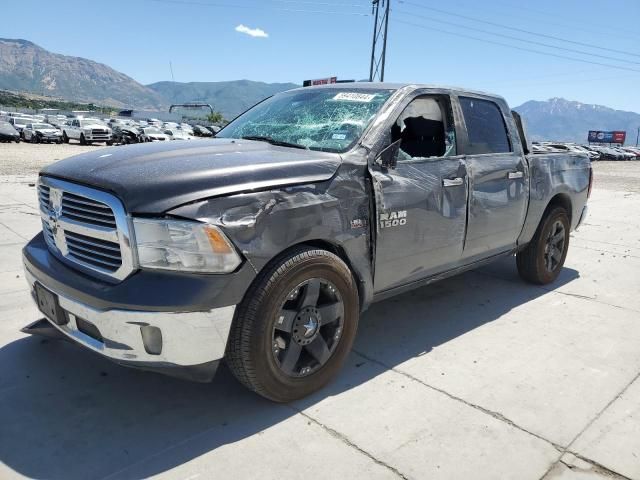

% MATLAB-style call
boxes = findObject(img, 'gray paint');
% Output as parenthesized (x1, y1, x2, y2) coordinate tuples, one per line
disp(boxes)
(40, 138, 341, 213)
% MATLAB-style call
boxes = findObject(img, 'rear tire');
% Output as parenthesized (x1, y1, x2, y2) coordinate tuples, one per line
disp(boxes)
(226, 247, 359, 402)
(517, 207, 570, 285)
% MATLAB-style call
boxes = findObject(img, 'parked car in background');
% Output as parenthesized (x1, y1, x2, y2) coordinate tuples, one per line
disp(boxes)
(622, 147, 640, 158)
(611, 147, 635, 160)
(62, 118, 113, 145)
(0, 121, 21, 142)
(205, 125, 221, 135)
(112, 125, 142, 145)
(9, 117, 32, 138)
(193, 125, 213, 137)
(140, 126, 170, 142)
(164, 128, 194, 140)
(23, 123, 63, 144)
(587, 145, 624, 160)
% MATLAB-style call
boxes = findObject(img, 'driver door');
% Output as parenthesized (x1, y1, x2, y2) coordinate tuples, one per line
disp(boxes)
(370, 93, 469, 293)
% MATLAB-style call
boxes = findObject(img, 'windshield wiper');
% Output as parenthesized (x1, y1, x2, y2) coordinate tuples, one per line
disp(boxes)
(241, 136, 308, 150)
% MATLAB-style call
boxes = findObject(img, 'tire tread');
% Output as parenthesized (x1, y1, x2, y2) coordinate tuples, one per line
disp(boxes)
(226, 246, 354, 400)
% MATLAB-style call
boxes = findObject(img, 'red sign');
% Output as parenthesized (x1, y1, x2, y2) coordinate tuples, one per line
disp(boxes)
(612, 131, 626, 143)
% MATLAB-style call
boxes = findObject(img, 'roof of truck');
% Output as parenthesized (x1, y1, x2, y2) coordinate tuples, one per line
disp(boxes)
(292, 81, 506, 103)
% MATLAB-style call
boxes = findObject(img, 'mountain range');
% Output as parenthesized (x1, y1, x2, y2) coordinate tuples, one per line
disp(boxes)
(0, 38, 638, 144)
(0, 38, 165, 110)
(514, 98, 640, 144)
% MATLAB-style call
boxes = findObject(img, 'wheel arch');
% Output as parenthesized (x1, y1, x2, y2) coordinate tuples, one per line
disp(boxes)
(262, 239, 367, 312)
(544, 193, 573, 224)
(242, 238, 370, 311)
(518, 191, 574, 249)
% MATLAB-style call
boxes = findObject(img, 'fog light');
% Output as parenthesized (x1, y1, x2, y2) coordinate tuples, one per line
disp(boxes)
(140, 326, 163, 355)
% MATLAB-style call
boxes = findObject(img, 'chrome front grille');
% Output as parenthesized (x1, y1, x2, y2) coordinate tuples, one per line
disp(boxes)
(38, 177, 134, 282)
(65, 230, 122, 270)
(61, 192, 117, 228)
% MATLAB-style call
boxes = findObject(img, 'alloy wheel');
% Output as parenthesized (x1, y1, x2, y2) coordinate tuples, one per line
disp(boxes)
(544, 220, 566, 272)
(272, 278, 344, 378)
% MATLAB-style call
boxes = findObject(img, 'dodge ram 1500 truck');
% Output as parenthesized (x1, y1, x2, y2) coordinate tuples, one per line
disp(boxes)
(22, 83, 591, 402)
(62, 118, 113, 145)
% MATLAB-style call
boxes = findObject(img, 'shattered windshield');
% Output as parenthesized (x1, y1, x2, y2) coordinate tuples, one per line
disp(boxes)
(217, 88, 395, 153)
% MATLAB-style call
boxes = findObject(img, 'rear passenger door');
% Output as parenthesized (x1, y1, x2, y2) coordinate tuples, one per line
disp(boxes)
(457, 95, 528, 259)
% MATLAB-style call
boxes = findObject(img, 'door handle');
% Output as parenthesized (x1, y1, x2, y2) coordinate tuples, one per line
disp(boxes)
(508, 171, 524, 179)
(443, 177, 464, 187)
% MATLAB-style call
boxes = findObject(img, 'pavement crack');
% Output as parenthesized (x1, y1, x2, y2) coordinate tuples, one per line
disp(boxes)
(290, 408, 410, 480)
(559, 454, 633, 480)
(352, 349, 563, 451)
(566, 369, 640, 449)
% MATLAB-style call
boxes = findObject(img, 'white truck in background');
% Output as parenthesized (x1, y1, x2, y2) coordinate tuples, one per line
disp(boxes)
(62, 118, 113, 145)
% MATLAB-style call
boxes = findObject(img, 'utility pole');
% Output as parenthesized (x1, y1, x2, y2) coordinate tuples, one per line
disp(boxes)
(169, 61, 175, 82)
(636, 126, 639, 147)
(369, 0, 391, 82)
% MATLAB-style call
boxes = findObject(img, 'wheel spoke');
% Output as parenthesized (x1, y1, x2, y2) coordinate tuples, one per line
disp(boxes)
(274, 308, 297, 332)
(546, 253, 553, 271)
(280, 341, 303, 375)
(306, 336, 331, 365)
(301, 278, 321, 307)
(552, 231, 564, 245)
(552, 249, 563, 262)
(318, 301, 343, 325)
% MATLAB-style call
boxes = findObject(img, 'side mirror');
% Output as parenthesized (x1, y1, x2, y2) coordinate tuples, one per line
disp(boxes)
(375, 140, 401, 169)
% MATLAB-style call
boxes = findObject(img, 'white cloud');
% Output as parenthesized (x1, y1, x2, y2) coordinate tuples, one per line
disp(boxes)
(235, 24, 269, 38)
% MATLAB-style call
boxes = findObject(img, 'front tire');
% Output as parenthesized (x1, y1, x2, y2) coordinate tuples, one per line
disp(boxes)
(79, 134, 86, 145)
(226, 247, 359, 402)
(62, 132, 69, 143)
(517, 207, 570, 284)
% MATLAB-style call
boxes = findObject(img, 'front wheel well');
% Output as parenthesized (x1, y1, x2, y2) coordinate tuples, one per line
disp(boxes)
(255, 240, 365, 311)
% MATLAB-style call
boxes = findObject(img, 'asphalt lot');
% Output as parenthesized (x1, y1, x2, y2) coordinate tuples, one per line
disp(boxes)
(0, 143, 639, 479)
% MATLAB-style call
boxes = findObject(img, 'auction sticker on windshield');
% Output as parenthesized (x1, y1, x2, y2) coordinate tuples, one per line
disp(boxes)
(332, 92, 377, 102)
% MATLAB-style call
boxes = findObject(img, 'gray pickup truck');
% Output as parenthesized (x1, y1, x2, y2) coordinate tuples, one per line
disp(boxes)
(22, 83, 591, 402)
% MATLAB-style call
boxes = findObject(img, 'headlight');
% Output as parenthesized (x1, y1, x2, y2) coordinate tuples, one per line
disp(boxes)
(133, 219, 241, 273)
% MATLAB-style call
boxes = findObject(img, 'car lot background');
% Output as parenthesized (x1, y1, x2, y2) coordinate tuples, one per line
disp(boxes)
(0, 142, 639, 479)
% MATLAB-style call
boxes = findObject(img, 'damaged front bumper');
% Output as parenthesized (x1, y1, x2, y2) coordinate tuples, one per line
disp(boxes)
(23, 268, 235, 382)
(22, 233, 256, 382)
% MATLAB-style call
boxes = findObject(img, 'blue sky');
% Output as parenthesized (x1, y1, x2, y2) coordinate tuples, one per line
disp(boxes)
(4, 0, 640, 111)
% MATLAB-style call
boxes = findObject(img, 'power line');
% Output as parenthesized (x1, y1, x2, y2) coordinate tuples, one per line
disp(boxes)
(272, 0, 369, 7)
(399, 0, 640, 59)
(138, 0, 370, 15)
(395, 10, 640, 67)
(488, 0, 640, 39)
(395, 19, 640, 74)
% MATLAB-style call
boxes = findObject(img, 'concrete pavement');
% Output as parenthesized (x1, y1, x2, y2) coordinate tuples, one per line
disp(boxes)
(0, 166, 638, 480)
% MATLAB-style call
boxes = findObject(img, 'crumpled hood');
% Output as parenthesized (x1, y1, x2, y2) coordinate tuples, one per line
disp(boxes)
(41, 138, 342, 213)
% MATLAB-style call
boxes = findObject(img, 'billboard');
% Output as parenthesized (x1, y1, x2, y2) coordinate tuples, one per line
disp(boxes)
(303, 76, 337, 87)
(588, 130, 626, 144)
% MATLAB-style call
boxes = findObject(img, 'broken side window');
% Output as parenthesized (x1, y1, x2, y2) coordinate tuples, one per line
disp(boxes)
(391, 95, 456, 161)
